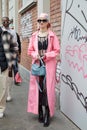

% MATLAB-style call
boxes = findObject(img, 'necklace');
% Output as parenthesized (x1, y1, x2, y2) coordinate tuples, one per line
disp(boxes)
(38, 31, 48, 37)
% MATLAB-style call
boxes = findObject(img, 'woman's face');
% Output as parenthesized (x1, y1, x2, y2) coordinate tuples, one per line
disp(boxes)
(37, 18, 48, 29)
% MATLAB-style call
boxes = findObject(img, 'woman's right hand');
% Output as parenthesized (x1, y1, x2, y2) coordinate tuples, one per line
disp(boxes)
(36, 54, 40, 60)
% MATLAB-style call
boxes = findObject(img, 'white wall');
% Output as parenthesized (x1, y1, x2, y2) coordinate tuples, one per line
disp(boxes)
(9, 0, 14, 19)
(9, 0, 18, 32)
(38, 0, 50, 19)
(61, 0, 87, 130)
(2, 0, 9, 17)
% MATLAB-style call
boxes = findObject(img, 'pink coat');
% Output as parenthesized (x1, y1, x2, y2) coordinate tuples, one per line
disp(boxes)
(27, 30, 60, 117)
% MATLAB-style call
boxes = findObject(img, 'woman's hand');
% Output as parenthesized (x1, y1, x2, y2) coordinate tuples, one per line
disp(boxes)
(36, 54, 40, 60)
(41, 55, 46, 60)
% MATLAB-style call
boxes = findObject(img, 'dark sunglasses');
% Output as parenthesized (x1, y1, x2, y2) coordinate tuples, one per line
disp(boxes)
(37, 19, 48, 23)
(2, 21, 10, 24)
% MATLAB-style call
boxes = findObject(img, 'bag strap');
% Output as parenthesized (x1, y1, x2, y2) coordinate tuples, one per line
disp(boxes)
(40, 58, 45, 66)
(33, 58, 45, 66)
(36, 76, 46, 92)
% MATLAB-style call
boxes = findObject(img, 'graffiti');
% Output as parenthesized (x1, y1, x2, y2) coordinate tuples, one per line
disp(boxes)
(21, 13, 32, 38)
(62, 0, 87, 35)
(61, 74, 87, 111)
(68, 26, 87, 42)
(61, 1, 87, 129)
(65, 44, 87, 78)
(81, 8, 87, 23)
(66, 0, 87, 32)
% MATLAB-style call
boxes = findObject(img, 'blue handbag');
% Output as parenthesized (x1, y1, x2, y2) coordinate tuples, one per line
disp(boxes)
(31, 58, 46, 76)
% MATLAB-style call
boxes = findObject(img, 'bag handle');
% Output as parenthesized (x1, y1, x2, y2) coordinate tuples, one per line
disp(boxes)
(34, 57, 44, 65)
(39, 58, 45, 66)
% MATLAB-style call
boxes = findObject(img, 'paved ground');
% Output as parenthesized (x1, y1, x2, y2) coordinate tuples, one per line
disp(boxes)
(0, 80, 81, 130)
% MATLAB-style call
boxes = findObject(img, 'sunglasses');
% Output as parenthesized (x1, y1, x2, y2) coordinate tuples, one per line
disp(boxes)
(37, 19, 48, 23)
(3, 21, 10, 24)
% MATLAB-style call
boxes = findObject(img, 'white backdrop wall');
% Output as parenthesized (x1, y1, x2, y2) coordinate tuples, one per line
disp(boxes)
(61, 0, 87, 130)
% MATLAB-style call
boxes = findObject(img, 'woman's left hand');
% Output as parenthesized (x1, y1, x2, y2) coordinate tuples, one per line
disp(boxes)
(41, 55, 46, 60)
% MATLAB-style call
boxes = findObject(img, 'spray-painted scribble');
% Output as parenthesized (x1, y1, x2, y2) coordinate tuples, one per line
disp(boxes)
(61, 74, 87, 111)
(65, 44, 87, 78)
(21, 13, 32, 38)
(66, 0, 87, 32)
(68, 26, 87, 42)
(61, 0, 87, 129)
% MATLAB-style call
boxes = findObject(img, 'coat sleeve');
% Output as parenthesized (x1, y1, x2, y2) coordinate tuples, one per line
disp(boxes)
(44, 34, 60, 61)
(16, 33, 21, 54)
(27, 36, 38, 60)
(2, 32, 18, 67)
(10, 35, 18, 57)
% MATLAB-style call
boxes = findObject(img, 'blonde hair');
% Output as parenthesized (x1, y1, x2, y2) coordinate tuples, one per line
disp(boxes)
(37, 13, 51, 29)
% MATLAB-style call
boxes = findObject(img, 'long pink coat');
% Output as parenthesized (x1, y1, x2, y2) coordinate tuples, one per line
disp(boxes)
(27, 30, 60, 117)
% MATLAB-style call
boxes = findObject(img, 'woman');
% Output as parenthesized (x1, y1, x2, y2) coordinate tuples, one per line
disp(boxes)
(27, 13, 60, 127)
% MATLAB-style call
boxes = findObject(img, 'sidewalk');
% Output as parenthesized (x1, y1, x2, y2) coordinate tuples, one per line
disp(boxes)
(0, 80, 80, 130)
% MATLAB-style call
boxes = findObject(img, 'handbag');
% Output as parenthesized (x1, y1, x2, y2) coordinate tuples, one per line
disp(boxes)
(31, 58, 46, 76)
(15, 72, 22, 83)
(56, 60, 61, 83)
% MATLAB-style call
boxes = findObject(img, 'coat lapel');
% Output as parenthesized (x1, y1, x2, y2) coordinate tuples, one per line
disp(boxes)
(47, 30, 54, 52)
(33, 32, 38, 53)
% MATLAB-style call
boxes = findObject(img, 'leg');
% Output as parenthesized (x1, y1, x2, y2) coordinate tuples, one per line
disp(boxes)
(0, 69, 8, 118)
(38, 76, 44, 123)
(39, 76, 50, 126)
(38, 104, 43, 123)
(42, 80, 50, 127)
(44, 105, 50, 127)
(6, 76, 13, 102)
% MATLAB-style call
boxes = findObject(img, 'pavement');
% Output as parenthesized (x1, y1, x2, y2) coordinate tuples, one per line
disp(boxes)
(0, 79, 81, 130)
